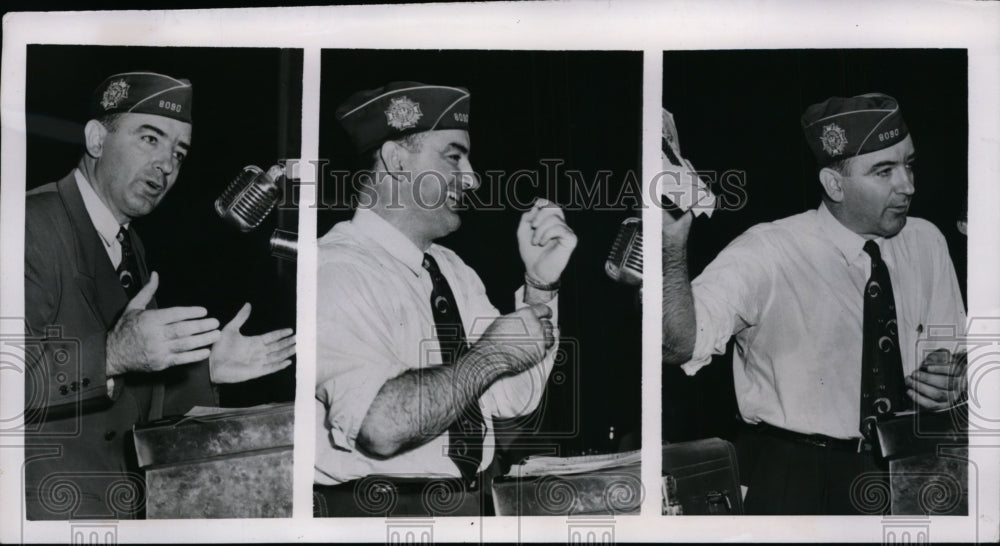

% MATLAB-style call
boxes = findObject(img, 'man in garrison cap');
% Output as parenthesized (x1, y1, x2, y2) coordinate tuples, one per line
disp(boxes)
(24, 71, 295, 520)
(662, 93, 967, 514)
(313, 82, 577, 515)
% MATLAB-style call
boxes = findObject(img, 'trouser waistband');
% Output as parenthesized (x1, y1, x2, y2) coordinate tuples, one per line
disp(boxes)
(752, 422, 873, 453)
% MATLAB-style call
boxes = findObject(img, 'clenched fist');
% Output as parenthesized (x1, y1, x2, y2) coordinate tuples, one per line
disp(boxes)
(906, 348, 968, 410)
(518, 198, 577, 286)
(464, 303, 555, 379)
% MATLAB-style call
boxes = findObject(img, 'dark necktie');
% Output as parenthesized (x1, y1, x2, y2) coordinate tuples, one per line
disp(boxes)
(116, 226, 141, 300)
(860, 240, 909, 439)
(421, 253, 484, 488)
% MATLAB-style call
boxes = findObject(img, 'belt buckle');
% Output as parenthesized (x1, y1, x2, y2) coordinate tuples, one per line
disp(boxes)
(805, 436, 828, 449)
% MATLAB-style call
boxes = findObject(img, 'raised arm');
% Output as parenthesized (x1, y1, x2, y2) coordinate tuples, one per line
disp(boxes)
(662, 210, 696, 365)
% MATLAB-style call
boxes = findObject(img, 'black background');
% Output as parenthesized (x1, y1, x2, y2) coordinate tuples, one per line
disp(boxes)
(661, 49, 969, 443)
(25, 45, 302, 406)
(318, 50, 643, 457)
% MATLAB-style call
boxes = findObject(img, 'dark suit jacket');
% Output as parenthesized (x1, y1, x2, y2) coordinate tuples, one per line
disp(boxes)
(23, 172, 214, 520)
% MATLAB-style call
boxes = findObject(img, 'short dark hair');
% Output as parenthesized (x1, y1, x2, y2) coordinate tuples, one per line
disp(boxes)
(368, 132, 428, 172)
(825, 156, 854, 176)
(97, 113, 124, 132)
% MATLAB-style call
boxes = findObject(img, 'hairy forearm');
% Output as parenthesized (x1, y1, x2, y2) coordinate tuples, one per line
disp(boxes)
(662, 234, 696, 365)
(356, 347, 509, 459)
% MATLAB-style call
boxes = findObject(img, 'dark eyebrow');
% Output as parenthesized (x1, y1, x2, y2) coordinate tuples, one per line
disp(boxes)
(865, 160, 900, 174)
(445, 142, 469, 155)
(137, 124, 166, 137)
(137, 123, 190, 151)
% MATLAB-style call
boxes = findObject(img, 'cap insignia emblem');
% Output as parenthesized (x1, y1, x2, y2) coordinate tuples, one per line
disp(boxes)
(820, 123, 848, 156)
(100, 79, 130, 110)
(385, 96, 423, 130)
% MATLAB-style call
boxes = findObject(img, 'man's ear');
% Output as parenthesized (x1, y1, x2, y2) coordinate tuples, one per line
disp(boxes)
(83, 120, 107, 159)
(819, 167, 845, 203)
(379, 139, 406, 173)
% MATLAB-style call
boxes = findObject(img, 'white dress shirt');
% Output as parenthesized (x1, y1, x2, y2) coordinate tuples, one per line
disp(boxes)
(315, 209, 558, 485)
(74, 168, 127, 267)
(685, 203, 966, 439)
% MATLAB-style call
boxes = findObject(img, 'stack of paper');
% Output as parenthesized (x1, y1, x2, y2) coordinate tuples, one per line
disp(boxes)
(506, 449, 641, 478)
(660, 108, 717, 218)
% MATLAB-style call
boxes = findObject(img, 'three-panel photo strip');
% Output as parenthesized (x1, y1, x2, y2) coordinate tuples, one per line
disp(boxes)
(1, 3, 998, 543)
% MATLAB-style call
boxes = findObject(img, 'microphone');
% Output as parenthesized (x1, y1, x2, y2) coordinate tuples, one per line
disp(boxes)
(214, 164, 286, 232)
(605, 217, 642, 286)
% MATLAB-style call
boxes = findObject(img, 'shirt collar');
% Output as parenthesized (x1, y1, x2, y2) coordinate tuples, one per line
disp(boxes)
(351, 208, 426, 276)
(74, 168, 127, 248)
(816, 201, 882, 264)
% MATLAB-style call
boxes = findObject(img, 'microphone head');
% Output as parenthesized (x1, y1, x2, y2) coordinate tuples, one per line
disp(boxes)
(215, 164, 285, 232)
(605, 217, 643, 286)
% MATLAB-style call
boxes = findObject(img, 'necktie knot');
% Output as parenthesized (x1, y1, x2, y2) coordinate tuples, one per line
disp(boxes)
(422, 253, 440, 275)
(863, 240, 881, 261)
(116, 226, 128, 244)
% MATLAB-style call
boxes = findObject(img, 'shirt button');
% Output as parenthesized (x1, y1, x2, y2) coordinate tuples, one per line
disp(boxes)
(59, 385, 68, 395)
(104, 430, 116, 441)
(82, 378, 91, 387)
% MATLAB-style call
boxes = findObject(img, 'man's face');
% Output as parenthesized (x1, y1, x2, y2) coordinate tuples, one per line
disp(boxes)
(836, 135, 916, 239)
(93, 113, 192, 223)
(397, 129, 477, 240)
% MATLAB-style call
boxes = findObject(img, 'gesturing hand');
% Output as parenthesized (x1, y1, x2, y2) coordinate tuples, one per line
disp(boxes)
(209, 302, 296, 384)
(106, 272, 221, 376)
(517, 198, 577, 286)
(906, 348, 968, 410)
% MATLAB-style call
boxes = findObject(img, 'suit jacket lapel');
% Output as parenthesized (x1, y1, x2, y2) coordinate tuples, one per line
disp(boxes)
(57, 174, 129, 327)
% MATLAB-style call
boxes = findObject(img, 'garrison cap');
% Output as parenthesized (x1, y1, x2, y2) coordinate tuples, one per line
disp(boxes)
(801, 93, 908, 167)
(90, 71, 193, 124)
(336, 81, 470, 154)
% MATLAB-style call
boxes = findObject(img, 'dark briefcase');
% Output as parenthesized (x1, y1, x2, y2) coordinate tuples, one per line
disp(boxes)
(662, 438, 743, 515)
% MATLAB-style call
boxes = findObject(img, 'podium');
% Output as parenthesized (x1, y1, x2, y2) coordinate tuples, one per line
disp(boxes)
(889, 447, 968, 515)
(877, 406, 968, 515)
(133, 403, 294, 519)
